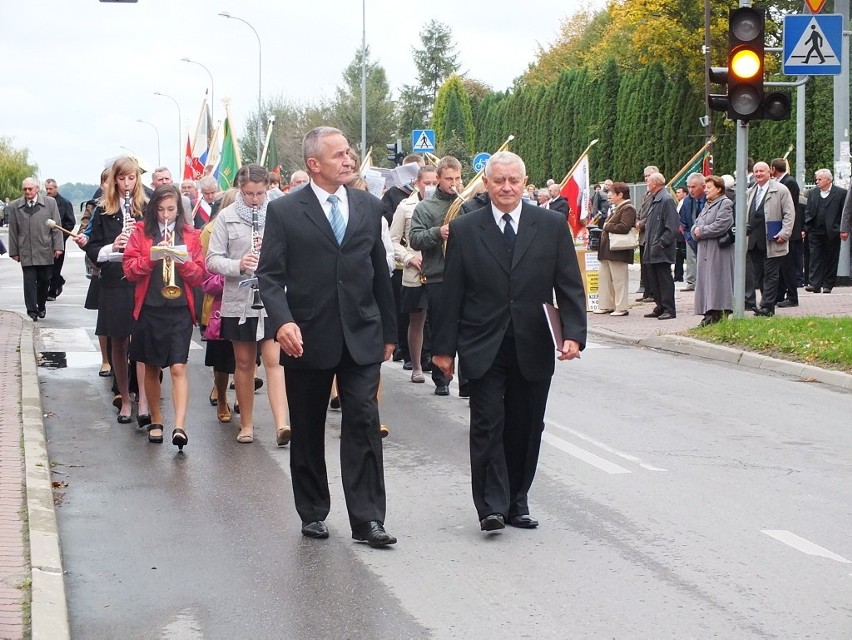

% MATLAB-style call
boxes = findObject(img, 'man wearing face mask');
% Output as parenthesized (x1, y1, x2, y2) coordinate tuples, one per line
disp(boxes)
(409, 156, 463, 396)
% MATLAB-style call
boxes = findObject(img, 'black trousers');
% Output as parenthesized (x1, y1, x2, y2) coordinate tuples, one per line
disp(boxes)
(792, 238, 805, 287)
(22, 265, 52, 315)
(391, 269, 409, 359)
(49, 245, 67, 297)
(777, 244, 800, 303)
(808, 231, 841, 289)
(468, 336, 551, 520)
(285, 347, 386, 528)
(424, 282, 452, 387)
(646, 262, 675, 315)
(637, 243, 648, 291)
(674, 241, 686, 281)
(750, 249, 782, 310)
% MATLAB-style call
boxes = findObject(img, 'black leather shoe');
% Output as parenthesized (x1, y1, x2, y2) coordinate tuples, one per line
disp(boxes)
(137, 414, 152, 428)
(508, 514, 539, 529)
(657, 312, 676, 320)
(805, 285, 820, 293)
(823, 288, 832, 293)
(402, 361, 413, 370)
(754, 306, 775, 317)
(643, 311, 661, 318)
(635, 296, 654, 303)
(777, 300, 798, 308)
(458, 383, 470, 398)
(117, 414, 132, 424)
(480, 513, 505, 532)
(434, 385, 449, 396)
(27, 312, 38, 321)
(38, 310, 46, 319)
(352, 521, 397, 547)
(301, 521, 329, 539)
(392, 347, 404, 362)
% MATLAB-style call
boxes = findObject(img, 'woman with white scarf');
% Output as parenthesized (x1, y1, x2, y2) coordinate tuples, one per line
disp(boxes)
(207, 164, 290, 445)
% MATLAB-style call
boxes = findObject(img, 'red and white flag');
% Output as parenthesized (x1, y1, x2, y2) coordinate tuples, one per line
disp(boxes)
(560, 154, 590, 237)
(183, 134, 204, 180)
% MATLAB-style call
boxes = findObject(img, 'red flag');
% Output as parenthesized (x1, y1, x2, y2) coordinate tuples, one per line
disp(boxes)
(702, 154, 713, 177)
(560, 154, 590, 237)
(183, 135, 204, 180)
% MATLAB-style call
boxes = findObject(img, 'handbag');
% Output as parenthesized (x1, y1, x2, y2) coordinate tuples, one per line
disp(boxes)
(608, 227, 639, 250)
(204, 298, 223, 340)
(718, 226, 735, 248)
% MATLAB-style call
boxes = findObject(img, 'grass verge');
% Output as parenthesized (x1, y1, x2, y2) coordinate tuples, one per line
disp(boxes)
(689, 316, 852, 374)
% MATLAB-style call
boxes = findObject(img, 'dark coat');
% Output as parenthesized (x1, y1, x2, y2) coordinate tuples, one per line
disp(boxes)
(434, 202, 587, 381)
(598, 200, 636, 263)
(804, 183, 847, 239)
(53, 192, 75, 231)
(257, 184, 396, 370)
(548, 195, 569, 219)
(643, 188, 679, 264)
(779, 173, 803, 237)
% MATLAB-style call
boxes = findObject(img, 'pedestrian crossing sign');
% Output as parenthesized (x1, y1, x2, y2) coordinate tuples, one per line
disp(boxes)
(783, 14, 842, 75)
(411, 129, 436, 153)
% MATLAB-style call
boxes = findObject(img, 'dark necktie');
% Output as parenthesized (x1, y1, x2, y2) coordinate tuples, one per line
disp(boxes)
(502, 213, 516, 249)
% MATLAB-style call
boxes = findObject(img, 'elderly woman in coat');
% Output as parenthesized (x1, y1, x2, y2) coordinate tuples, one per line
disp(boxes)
(594, 182, 636, 316)
(691, 175, 734, 326)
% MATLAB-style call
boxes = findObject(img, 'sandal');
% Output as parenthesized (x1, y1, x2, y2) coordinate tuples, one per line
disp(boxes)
(137, 414, 152, 428)
(172, 428, 188, 451)
(217, 403, 232, 423)
(147, 423, 164, 444)
(236, 429, 254, 444)
(209, 387, 218, 406)
(99, 365, 112, 377)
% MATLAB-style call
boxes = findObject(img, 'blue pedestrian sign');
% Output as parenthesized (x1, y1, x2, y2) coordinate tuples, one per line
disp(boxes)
(411, 129, 436, 153)
(472, 153, 491, 172)
(783, 14, 842, 75)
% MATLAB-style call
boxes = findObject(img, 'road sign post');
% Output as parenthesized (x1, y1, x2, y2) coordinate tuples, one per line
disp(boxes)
(783, 14, 843, 76)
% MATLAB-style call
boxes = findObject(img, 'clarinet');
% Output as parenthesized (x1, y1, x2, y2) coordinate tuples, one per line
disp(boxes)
(250, 206, 264, 310)
(119, 190, 133, 253)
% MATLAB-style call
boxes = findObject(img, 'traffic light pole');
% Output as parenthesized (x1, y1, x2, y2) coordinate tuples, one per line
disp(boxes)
(733, 119, 749, 318)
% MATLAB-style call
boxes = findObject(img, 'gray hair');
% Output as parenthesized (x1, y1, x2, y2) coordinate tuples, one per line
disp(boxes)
(484, 151, 526, 180)
(44, 178, 58, 187)
(199, 176, 218, 192)
(22, 177, 39, 188)
(648, 172, 666, 186)
(815, 168, 833, 181)
(686, 172, 704, 187)
(152, 166, 172, 177)
(643, 165, 660, 175)
(302, 126, 345, 166)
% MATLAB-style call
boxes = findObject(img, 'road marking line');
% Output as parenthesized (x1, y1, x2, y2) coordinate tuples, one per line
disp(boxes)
(541, 432, 631, 474)
(545, 418, 668, 472)
(762, 530, 851, 563)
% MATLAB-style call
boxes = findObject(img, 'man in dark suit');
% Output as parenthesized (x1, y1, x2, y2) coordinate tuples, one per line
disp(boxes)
(803, 168, 846, 294)
(771, 158, 803, 306)
(44, 179, 75, 300)
(257, 126, 398, 548)
(432, 151, 587, 533)
(547, 183, 569, 219)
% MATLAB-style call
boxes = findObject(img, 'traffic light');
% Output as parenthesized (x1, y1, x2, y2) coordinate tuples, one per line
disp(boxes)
(708, 7, 790, 121)
(727, 6, 765, 120)
(385, 140, 404, 166)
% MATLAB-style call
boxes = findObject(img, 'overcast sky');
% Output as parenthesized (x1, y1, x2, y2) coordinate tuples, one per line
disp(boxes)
(1, 0, 602, 186)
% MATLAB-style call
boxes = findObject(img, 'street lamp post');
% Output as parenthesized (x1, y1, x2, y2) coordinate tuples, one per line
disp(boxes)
(181, 57, 215, 120)
(219, 11, 263, 161)
(153, 91, 182, 172)
(135, 119, 161, 166)
(361, 0, 366, 156)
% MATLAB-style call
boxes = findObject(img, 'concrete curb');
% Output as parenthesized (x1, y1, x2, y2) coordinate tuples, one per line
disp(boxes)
(589, 327, 852, 392)
(19, 320, 70, 640)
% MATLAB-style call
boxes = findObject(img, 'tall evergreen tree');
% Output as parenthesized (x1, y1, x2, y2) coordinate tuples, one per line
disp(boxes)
(331, 46, 397, 163)
(432, 75, 475, 154)
(397, 20, 461, 141)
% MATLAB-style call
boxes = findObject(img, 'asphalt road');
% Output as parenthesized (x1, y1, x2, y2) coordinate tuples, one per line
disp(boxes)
(2, 237, 851, 638)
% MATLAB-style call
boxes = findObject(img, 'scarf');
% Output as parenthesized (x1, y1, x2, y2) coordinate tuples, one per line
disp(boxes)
(234, 191, 268, 228)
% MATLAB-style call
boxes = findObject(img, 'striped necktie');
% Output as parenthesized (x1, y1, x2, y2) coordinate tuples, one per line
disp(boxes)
(327, 194, 345, 245)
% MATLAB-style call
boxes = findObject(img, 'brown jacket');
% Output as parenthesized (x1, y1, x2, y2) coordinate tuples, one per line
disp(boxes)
(599, 201, 636, 263)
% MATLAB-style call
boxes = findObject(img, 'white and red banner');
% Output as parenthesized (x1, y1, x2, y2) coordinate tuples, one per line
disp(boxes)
(561, 154, 590, 237)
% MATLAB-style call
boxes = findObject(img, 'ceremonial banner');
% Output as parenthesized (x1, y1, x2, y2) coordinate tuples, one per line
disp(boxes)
(561, 154, 590, 237)
(218, 116, 240, 190)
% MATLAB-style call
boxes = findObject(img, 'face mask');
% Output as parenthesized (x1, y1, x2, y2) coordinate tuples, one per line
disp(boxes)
(423, 185, 437, 199)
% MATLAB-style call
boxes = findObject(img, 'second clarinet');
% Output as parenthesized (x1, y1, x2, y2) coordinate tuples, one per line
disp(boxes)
(119, 189, 134, 253)
(249, 205, 264, 310)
